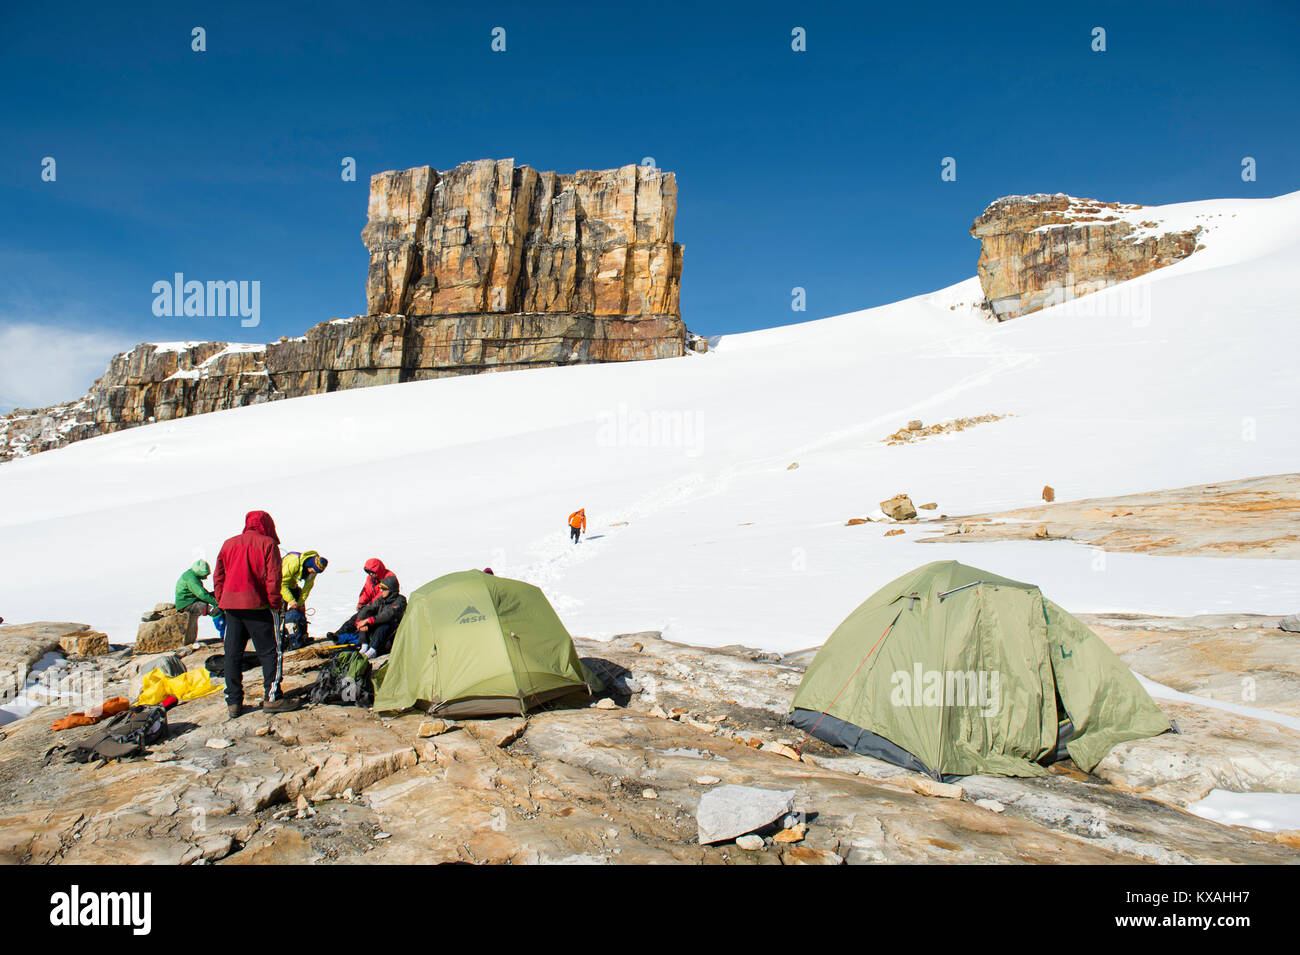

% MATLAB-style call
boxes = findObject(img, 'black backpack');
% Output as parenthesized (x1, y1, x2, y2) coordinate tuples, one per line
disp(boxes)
(308, 649, 374, 707)
(66, 705, 169, 763)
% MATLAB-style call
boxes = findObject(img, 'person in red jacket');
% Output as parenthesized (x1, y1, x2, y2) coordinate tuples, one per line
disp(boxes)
(215, 510, 293, 717)
(355, 558, 389, 609)
(325, 558, 394, 645)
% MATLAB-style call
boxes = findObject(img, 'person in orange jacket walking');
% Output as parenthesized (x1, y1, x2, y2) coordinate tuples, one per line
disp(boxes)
(568, 508, 587, 544)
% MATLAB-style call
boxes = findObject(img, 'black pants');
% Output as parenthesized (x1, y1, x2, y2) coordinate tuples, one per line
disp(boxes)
(570, 525, 581, 543)
(223, 608, 282, 705)
(364, 620, 399, 655)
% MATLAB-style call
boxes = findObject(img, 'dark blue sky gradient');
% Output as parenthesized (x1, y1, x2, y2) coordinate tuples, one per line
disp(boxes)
(1, 0, 1296, 393)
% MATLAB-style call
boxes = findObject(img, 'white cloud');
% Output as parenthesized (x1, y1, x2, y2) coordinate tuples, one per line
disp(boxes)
(0, 322, 132, 411)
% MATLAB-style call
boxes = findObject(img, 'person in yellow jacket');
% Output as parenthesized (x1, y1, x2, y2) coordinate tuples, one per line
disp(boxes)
(568, 509, 586, 544)
(280, 550, 327, 646)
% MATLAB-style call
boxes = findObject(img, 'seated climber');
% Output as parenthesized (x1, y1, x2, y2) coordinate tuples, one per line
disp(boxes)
(280, 549, 327, 648)
(326, 558, 392, 644)
(354, 575, 406, 659)
(174, 559, 225, 637)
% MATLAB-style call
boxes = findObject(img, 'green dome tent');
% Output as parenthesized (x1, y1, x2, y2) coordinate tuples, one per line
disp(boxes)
(373, 570, 599, 717)
(790, 561, 1170, 779)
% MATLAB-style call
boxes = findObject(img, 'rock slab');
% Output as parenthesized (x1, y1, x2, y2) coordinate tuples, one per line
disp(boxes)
(696, 784, 796, 845)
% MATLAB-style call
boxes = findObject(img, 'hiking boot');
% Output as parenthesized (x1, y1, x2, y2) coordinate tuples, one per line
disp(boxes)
(262, 697, 298, 713)
(227, 704, 244, 720)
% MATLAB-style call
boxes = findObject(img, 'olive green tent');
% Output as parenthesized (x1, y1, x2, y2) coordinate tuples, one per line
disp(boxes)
(373, 570, 599, 717)
(790, 561, 1169, 778)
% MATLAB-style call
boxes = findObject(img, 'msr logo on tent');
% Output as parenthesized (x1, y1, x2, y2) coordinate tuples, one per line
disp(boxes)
(457, 606, 486, 624)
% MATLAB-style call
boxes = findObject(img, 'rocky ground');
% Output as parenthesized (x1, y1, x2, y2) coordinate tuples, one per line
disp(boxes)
(919, 473, 1300, 558)
(0, 620, 1296, 865)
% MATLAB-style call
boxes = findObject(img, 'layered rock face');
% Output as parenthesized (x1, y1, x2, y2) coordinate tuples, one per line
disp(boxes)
(363, 159, 683, 322)
(970, 194, 1203, 320)
(1, 159, 692, 462)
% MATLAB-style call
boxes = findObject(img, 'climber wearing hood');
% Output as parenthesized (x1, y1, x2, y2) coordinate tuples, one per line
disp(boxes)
(175, 559, 224, 635)
(326, 558, 395, 645)
(354, 574, 406, 659)
(215, 510, 292, 718)
(355, 558, 390, 609)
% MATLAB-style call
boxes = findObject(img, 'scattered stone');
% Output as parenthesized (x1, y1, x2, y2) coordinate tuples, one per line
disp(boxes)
(59, 630, 110, 657)
(593, 698, 618, 710)
(907, 419, 924, 431)
(417, 719, 452, 737)
(374, 832, 391, 840)
(735, 835, 765, 850)
(774, 824, 806, 844)
(1042, 485, 1055, 503)
(1033, 524, 1051, 539)
(919, 502, 937, 510)
(255, 726, 270, 737)
(787, 462, 799, 470)
(783, 847, 844, 865)
(846, 518, 871, 526)
(906, 777, 964, 799)
(885, 528, 905, 537)
(880, 494, 917, 521)
(669, 707, 689, 720)
(641, 789, 658, 799)
(975, 799, 1006, 813)
(695, 775, 721, 785)
(296, 795, 311, 812)
(760, 741, 801, 761)
(205, 738, 232, 750)
(696, 784, 796, 845)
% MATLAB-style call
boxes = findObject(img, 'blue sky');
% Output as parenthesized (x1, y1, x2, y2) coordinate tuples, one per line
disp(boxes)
(2, 0, 1297, 408)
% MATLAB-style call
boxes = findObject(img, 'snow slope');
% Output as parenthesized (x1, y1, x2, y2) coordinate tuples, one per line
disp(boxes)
(1, 192, 1297, 654)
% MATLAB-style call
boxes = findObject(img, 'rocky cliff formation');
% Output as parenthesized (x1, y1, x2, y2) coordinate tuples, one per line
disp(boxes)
(363, 159, 682, 320)
(1, 159, 694, 462)
(970, 194, 1203, 320)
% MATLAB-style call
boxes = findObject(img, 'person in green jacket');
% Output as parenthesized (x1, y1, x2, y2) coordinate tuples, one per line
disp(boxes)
(175, 559, 225, 635)
(280, 550, 327, 647)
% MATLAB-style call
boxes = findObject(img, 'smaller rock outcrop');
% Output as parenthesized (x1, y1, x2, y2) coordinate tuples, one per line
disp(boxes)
(135, 604, 198, 655)
(970, 194, 1203, 320)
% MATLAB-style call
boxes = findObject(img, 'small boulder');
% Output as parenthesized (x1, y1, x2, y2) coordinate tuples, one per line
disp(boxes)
(417, 719, 452, 738)
(907, 420, 924, 431)
(1042, 485, 1055, 503)
(885, 529, 905, 537)
(786, 462, 799, 470)
(593, 698, 618, 710)
(735, 835, 765, 850)
(880, 494, 917, 521)
(919, 502, 938, 510)
(135, 606, 197, 655)
(59, 630, 110, 657)
(696, 784, 796, 845)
